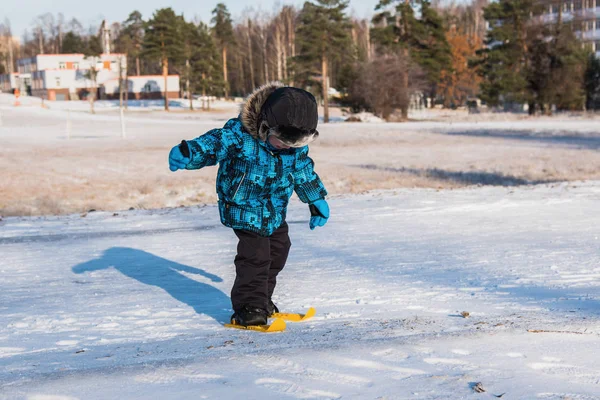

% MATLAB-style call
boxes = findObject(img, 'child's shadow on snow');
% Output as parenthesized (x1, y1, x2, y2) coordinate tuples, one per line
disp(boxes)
(72, 247, 230, 323)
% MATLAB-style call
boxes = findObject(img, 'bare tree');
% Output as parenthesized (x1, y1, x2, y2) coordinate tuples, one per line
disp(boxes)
(67, 18, 85, 36)
(351, 19, 373, 62)
(32, 18, 45, 54)
(20, 30, 35, 58)
(57, 13, 65, 52)
(282, 5, 296, 79)
(275, 23, 282, 81)
(269, 7, 297, 84)
(1, 19, 15, 74)
(435, 0, 489, 43)
(259, 23, 270, 84)
(230, 7, 297, 91)
(246, 19, 256, 90)
(350, 54, 425, 121)
(39, 13, 57, 53)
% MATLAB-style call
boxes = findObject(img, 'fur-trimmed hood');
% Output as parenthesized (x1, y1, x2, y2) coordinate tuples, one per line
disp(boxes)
(240, 81, 285, 141)
(239, 82, 319, 148)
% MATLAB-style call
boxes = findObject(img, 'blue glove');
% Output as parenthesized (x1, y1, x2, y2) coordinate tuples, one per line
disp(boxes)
(169, 140, 191, 171)
(309, 199, 329, 230)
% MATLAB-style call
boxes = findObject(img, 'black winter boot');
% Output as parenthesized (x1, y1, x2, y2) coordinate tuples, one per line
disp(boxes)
(267, 300, 279, 317)
(231, 305, 268, 326)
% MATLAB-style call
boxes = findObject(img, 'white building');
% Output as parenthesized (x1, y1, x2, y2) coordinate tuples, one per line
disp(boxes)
(16, 53, 126, 101)
(0, 72, 31, 95)
(0, 73, 18, 93)
(100, 75, 180, 100)
(543, 0, 600, 57)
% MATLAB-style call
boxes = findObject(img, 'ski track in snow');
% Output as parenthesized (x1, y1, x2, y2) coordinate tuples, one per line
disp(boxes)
(1, 182, 600, 399)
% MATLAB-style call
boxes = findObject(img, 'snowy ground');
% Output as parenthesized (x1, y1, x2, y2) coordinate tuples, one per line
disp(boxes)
(2, 93, 600, 217)
(1, 181, 599, 399)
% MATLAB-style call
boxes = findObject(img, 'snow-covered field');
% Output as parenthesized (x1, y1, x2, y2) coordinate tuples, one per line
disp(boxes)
(1, 181, 600, 399)
(2, 93, 600, 217)
(1, 94, 600, 398)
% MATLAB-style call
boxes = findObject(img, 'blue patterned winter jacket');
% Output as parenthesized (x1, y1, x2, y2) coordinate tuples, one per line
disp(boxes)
(185, 117, 328, 236)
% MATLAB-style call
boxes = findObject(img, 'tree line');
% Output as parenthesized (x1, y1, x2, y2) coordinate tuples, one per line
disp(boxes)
(474, 0, 600, 113)
(1, 0, 600, 118)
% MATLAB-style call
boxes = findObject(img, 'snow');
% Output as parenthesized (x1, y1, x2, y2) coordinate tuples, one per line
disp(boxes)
(1, 182, 600, 399)
(0, 92, 239, 113)
(2, 92, 600, 398)
(343, 111, 385, 123)
(3, 93, 600, 218)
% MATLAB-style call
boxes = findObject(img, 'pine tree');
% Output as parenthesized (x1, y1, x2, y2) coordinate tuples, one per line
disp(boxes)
(585, 54, 600, 111)
(410, 1, 452, 101)
(211, 3, 235, 98)
(295, 0, 352, 123)
(61, 31, 86, 53)
(196, 22, 225, 101)
(179, 20, 224, 110)
(548, 28, 587, 111)
(86, 35, 103, 56)
(475, 0, 536, 108)
(143, 8, 183, 111)
(180, 19, 200, 110)
(372, 0, 451, 115)
(476, 0, 587, 113)
(526, 28, 554, 113)
(120, 11, 145, 76)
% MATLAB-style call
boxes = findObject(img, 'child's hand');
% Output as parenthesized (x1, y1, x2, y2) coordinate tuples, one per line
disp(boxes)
(309, 199, 329, 230)
(169, 141, 191, 171)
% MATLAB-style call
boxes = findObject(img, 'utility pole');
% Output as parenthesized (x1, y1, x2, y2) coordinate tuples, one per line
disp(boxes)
(100, 20, 111, 54)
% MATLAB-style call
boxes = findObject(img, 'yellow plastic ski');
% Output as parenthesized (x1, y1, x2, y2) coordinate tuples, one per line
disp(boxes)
(224, 318, 286, 332)
(272, 307, 316, 322)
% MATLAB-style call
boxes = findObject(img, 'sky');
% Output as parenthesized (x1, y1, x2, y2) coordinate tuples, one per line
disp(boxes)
(3, 0, 380, 39)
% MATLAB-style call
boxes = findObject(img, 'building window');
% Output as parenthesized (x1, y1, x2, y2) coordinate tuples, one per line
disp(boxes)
(596, 40, 600, 52)
(574, 0, 582, 10)
(56, 77, 61, 88)
(564, 1, 573, 11)
(552, 3, 559, 13)
(73, 62, 79, 70)
(59, 62, 66, 69)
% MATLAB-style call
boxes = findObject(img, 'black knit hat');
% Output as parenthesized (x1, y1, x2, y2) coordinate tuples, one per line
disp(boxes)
(258, 87, 319, 148)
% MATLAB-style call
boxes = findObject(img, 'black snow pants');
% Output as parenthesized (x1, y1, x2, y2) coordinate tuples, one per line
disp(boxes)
(231, 222, 291, 311)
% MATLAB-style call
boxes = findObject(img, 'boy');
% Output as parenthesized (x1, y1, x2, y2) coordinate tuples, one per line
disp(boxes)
(168, 82, 330, 326)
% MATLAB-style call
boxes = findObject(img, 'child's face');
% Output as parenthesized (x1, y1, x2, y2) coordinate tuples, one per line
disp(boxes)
(267, 135, 291, 150)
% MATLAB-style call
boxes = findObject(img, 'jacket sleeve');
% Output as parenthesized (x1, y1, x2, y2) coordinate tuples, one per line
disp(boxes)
(293, 146, 328, 204)
(185, 119, 242, 170)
